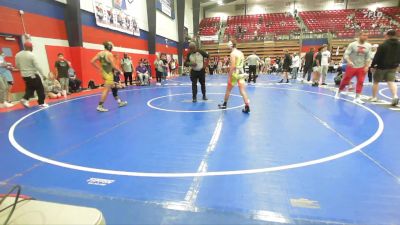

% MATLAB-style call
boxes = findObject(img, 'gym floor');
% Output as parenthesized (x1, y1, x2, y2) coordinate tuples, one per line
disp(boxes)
(1, 74, 400, 225)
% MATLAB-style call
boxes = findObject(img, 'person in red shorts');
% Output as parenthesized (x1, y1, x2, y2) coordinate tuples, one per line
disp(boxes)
(335, 31, 372, 104)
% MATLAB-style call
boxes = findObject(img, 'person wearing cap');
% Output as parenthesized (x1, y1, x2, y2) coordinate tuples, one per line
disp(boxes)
(91, 41, 128, 112)
(218, 40, 251, 113)
(184, 42, 209, 102)
(15, 41, 48, 108)
(368, 44, 379, 82)
(335, 31, 372, 104)
(370, 30, 400, 106)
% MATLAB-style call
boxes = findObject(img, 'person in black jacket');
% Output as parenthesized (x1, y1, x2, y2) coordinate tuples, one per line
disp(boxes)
(184, 42, 209, 102)
(370, 30, 400, 106)
(302, 48, 314, 82)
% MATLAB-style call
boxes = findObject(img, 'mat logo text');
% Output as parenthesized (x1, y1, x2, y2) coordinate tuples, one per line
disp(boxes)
(87, 178, 115, 186)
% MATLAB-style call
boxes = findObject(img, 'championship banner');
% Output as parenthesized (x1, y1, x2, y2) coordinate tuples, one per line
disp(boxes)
(156, 0, 175, 19)
(93, 0, 140, 36)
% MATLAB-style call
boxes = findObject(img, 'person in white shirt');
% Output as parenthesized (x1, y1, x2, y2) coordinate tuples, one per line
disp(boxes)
(320, 44, 331, 85)
(291, 52, 300, 80)
(245, 52, 262, 83)
(15, 41, 48, 108)
(263, 57, 271, 74)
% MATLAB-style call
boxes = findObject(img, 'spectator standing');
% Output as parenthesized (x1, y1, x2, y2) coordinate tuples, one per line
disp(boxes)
(54, 53, 71, 97)
(303, 48, 314, 82)
(291, 52, 300, 80)
(121, 53, 133, 86)
(370, 30, 400, 106)
(0, 49, 14, 107)
(320, 45, 331, 85)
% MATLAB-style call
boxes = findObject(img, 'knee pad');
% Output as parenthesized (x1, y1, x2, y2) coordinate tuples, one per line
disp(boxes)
(112, 87, 118, 97)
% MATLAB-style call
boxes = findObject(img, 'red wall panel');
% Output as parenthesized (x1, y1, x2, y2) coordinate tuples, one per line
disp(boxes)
(0, 6, 67, 39)
(156, 43, 178, 55)
(45, 45, 150, 87)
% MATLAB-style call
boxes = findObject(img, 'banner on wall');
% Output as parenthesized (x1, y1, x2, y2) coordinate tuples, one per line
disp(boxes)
(93, 0, 140, 36)
(156, 0, 175, 19)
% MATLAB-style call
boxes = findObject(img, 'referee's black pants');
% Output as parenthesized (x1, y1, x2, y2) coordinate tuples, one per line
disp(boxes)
(190, 69, 206, 99)
(248, 65, 257, 83)
(22, 74, 45, 105)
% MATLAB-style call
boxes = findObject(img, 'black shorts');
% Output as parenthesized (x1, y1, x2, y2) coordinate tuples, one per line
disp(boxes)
(283, 66, 290, 72)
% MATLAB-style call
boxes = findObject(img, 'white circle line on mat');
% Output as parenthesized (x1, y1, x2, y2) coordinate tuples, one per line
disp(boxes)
(147, 93, 245, 113)
(8, 86, 384, 177)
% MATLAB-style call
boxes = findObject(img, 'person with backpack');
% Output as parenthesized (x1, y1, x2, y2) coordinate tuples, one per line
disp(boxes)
(278, 49, 292, 83)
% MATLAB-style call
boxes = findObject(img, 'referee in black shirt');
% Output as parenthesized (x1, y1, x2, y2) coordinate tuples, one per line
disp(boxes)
(184, 42, 209, 102)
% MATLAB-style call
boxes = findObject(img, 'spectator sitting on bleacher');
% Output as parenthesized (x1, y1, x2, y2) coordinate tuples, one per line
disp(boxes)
(45, 72, 62, 99)
(68, 68, 82, 93)
(136, 61, 150, 86)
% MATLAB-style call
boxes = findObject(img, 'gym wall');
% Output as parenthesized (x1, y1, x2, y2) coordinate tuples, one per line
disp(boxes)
(0, 0, 181, 92)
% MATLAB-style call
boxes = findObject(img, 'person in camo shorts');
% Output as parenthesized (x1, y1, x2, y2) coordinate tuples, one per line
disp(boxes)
(54, 53, 71, 97)
(370, 30, 400, 106)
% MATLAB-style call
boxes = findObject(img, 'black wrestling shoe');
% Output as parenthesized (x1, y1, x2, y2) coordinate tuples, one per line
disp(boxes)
(392, 97, 399, 106)
(202, 96, 208, 101)
(278, 79, 284, 83)
(218, 103, 227, 109)
(192, 98, 197, 103)
(242, 105, 250, 113)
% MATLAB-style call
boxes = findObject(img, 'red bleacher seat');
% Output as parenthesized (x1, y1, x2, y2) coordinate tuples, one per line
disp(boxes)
(300, 8, 398, 37)
(199, 17, 221, 36)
